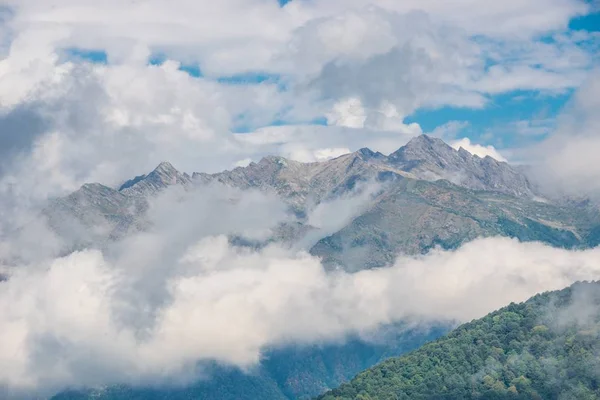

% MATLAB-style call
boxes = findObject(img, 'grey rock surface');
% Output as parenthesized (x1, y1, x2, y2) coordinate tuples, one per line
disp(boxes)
(388, 135, 536, 197)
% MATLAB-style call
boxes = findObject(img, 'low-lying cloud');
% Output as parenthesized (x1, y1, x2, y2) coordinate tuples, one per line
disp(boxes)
(1, 232, 599, 398)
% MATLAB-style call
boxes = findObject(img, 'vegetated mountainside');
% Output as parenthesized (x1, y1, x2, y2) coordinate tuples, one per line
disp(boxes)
(43, 135, 600, 270)
(318, 281, 600, 400)
(51, 326, 448, 400)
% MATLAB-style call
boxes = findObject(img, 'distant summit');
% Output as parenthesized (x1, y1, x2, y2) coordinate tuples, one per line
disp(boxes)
(388, 134, 535, 197)
(119, 161, 193, 196)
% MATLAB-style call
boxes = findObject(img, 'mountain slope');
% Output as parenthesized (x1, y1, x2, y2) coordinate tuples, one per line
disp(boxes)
(44, 182, 147, 249)
(191, 136, 599, 270)
(311, 178, 598, 271)
(318, 281, 600, 400)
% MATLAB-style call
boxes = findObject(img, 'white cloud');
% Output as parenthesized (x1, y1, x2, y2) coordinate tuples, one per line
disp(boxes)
(2, 0, 292, 76)
(311, 0, 588, 38)
(0, 26, 72, 108)
(233, 158, 253, 168)
(307, 9, 486, 118)
(2, 0, 589, 77)
(327, 98, 367, 129)
(429, 120, 470, 140)
(470, 31, 599, 95)
(300, 180, 383, 248)
(472, 64, 588, 94)
(0, 59, 318, 202)
(1, 233, 600, 397)
(513, 118, 555, 137)
(451, 137, 508, 162)
(326, 96, 422, 135)
(0, 0, 594, 112)
(529, 70, 600, 199)
(313, 147, 351, 161)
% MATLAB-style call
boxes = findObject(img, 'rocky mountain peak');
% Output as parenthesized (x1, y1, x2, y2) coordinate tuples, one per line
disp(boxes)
(385, 134, 536, 197)
(357, 147, 375, 157)
(404, 133, 442, 148)
(119, 161, 191, 196)
(389, 134, 455, 163)
(356, 147, 387, 161)
(112, 135, 536, 203)
(147, 161, 182, 185)
(153, 161, 178, 174)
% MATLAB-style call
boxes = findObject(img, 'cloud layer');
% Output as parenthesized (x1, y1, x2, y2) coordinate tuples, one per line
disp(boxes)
(1, 182, 600, 397)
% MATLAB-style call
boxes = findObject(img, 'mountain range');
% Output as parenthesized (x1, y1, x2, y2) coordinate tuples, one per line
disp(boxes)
(44, 134, 600, 271)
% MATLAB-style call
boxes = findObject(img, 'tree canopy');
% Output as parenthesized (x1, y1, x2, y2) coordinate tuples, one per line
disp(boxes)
(318, 281, 600, 400)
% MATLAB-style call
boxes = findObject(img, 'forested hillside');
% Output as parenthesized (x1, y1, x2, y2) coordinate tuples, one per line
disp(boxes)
(319, 281, 600, 400)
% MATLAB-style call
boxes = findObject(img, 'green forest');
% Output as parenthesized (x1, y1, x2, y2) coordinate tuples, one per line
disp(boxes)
(318, 281, 600, 400)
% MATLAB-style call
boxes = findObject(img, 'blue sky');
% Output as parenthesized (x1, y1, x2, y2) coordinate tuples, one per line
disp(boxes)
(404, 91, 569, 147)
(570, 9, 600, 31)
